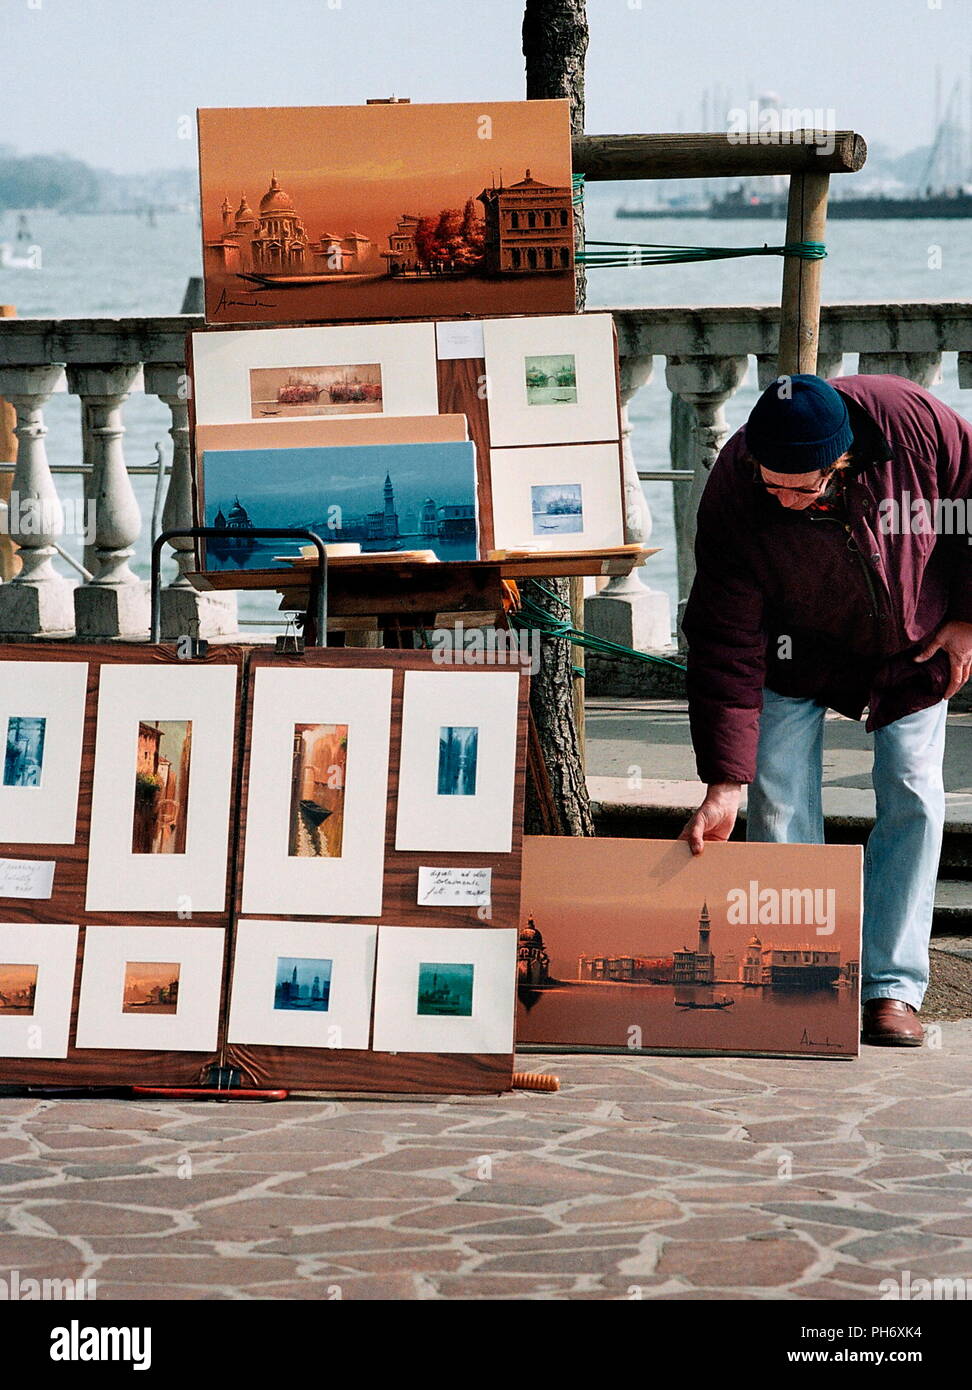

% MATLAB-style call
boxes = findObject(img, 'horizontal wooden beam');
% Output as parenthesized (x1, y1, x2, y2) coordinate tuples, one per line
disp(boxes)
(573, 131, 867, 181)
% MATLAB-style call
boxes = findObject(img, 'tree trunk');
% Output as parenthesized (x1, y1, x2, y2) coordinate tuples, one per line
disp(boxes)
(521, 0, 594, 836)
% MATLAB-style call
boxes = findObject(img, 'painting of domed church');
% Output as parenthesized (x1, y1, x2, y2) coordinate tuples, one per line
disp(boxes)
(198, 100, 574, 324)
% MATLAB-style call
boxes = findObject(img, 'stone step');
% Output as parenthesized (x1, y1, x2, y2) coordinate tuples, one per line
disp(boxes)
(587, 776, 972, 931)
(931, 883, 972, 927)
(588, 774, 972, 875)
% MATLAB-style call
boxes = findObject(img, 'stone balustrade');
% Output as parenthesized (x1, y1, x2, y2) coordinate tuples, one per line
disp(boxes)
(0, 304, 970, 643)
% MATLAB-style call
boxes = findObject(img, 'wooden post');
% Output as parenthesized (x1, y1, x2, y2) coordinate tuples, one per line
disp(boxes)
(777, 172, 831, 376)
(521, 0, 595, 836)
(0, 306, 19, 581)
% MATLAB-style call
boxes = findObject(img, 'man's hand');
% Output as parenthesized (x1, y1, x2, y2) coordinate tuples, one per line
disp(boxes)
(678, 782, 742, 856)
(914, 619, 972, 698)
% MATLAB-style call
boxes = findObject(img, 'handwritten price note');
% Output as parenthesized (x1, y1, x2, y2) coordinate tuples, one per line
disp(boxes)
(417, 867, 492, 907)
(0, 858, 56, 900)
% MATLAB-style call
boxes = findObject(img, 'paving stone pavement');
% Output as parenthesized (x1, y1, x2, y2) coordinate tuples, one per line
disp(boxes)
(2, 1026, 972, 1301)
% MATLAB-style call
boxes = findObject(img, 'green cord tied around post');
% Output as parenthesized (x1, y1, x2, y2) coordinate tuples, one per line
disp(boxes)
(510, 580, 687, 674)
(578, 239, 826, 268)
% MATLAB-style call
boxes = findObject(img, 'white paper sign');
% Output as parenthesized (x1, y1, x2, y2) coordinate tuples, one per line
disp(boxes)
(435, 320, 485, 360)
(0, 858, 55, 900)
(417, 866, 492, 907)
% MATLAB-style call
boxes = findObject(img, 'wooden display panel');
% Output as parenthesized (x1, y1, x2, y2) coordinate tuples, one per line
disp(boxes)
(0, 644, 525, 1095)
(223, 647, 528, 1093)
(0, 643, 246, 1088)
(185, 318, 628, 593)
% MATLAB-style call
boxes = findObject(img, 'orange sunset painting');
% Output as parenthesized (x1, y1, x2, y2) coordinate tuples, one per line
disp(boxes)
(517, 837, 863, 1059)
(122, 962, 181, 1016)
(0, 963, 38, 1015)
(197, 100, 575, 324)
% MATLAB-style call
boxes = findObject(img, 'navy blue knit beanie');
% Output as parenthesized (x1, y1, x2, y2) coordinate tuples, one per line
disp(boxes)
(745, 374, 854, 472)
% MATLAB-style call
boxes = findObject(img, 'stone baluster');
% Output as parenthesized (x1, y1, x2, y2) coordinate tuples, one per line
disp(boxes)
(857, 351, 943, 389)
(0, 365, 74, 636)
(958, 353, 972, 393)
(665, 354, 749, 636)
(142, 363, 237, 640)
(67, 364, 149, 639)
(584, 352, 672, 652)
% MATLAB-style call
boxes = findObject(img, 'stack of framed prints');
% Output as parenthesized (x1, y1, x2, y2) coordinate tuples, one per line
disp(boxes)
(516, 837, 863, 1060)
(187, 95, 634, 605)
(0, 644, 528, 1095)
(188, 311, 626, 572)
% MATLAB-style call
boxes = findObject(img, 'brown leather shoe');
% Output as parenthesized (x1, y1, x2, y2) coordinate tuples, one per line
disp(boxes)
(861, 999, 924, 1047)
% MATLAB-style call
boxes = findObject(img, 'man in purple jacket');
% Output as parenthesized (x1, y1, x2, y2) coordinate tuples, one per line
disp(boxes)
(680, 373, 972, 1046)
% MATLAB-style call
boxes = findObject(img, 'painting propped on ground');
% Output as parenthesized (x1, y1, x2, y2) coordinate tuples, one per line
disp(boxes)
(198, 100, 574, 324)
(516, 837, 863, 1058)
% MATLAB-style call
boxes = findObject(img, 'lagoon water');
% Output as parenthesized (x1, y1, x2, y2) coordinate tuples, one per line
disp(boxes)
(2, 198, 970, 627)
(517, 977, 858, 1055)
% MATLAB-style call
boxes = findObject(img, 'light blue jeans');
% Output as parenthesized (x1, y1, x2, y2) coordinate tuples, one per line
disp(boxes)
(746, 688, 948, 1009)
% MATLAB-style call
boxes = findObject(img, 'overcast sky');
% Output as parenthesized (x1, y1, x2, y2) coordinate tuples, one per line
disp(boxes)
(3, 0, 970, 172)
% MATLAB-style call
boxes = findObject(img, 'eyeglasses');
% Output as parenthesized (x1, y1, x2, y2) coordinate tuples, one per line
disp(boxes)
(754, 462, 838, 496)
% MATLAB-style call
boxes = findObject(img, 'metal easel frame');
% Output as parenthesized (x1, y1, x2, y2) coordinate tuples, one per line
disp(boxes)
(150, 527, 329, 647)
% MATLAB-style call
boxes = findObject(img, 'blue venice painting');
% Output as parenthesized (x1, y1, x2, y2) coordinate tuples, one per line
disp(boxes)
(274, 956, 332, 1012)
(3, 717, 46, 788)
(417, 962, 475, 1017)
(201, 440, 479, 571)
(531, 483, 583, 536)
(437, 725, 478, 796)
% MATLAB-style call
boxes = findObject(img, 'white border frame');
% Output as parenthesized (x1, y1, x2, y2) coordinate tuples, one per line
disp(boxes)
(0, 923, 78, 1059)
(483, 313, 620, 447)
(489, 443, 625, 552)
(395, 670, 520, 853)
(372, 925, 517, 1054)
(85, 664, 239, 913)
(74, 925, 226, 1052)
(0, 662, 88, 845)
(227, 919, 377, 1049)
(191, 323, 440, 427)
(241, 666, 393, 917)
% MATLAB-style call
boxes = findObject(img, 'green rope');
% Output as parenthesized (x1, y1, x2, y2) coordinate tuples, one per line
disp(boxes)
(510, 581, 687, 673)
(579, 238, 826, 268)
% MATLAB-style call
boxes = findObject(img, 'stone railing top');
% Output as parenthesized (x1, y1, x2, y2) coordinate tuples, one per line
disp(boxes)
(607, 302, 972, 358)
(0, 304, 970, 367)
(0, 316, 204, 366)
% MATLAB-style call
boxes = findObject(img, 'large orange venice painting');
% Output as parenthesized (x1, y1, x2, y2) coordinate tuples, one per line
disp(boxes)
(198, 100, 576, 325)
(516, 837, 863, 1059)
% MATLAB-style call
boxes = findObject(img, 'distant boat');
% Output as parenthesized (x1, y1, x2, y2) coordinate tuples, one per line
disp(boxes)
(616, 188, 972, 220)
(237, 270, 374, 288)
(674, 993, 735, 1010)
(708, 187, 972, 220)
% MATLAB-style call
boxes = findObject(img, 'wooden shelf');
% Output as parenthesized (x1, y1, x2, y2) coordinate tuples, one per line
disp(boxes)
(187, 548, 658, 631)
